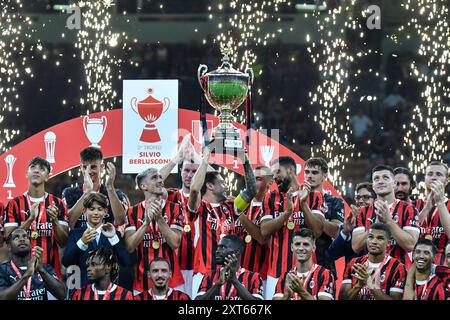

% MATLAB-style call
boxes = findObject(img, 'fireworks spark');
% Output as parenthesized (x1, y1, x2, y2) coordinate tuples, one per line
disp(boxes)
(402, 0, 449, 195)
(74, 1, 127, 113)
(0, 0, 36, 152)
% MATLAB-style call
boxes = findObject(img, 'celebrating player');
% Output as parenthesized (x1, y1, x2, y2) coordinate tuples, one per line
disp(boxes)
(4, 157, 68, 277)
(196, 235, 263, 300)
(261, 156, 324, 299)
(273, 228, 335, 300)
(0, 229, 66, 300)
(137, 257, 190, 300)
(352, 165, 419, 267)
(71, 247, 133, 300)
(341, 223, 407, 300)
(62, 147, 127, 229)
(124, 168, 184, 295)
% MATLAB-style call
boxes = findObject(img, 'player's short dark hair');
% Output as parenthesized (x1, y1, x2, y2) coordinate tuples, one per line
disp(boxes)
(221, 235, 245, 255)
(368, 222, 391, 239)
(254, 165, 272, 176)
(87, 247, 119, 281)
(355, 182, 376, 198)
(394, 167, 416, 191)
(80, 147, 103, 162)
(414, 238, 437, 256)
(305, 157, 328, 174)
(426, 161, 449, 178)
(271, 156, 296, 170)
(372, 164, 394, 177)
(28, 157, 51, 173)
(293, 228, 315, 242)
(135, 168, 158, 191)
(201, 171, 221, 195)
(83, 193, 108, 209)
(149, 257, 172, 271)
(6, 228, 28, 244)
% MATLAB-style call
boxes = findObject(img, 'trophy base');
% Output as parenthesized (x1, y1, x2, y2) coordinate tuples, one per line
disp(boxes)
(140, 124, 161, 143)
(208, 128, 244, 157)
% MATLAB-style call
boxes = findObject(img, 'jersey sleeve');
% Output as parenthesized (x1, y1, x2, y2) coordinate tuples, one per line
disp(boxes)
(62, 188, 76, 209)
(317, 269, 335, 300)
(402, 204, 420, 234)
(330, 198, 345, 223)
(309, 191, 324, 216)
(56, 197, 69, 227)
(249, 273, 264, 299)
(0, 266, 11, 287)
(169, 202, 183, 232)
(124, 207, 137, 232)
(71, 289, 82, 300)
(196, 273, 213, 297)
(4, 199, 20, 228)
(261, 193, 274, 222)
(273, 272, 287, 299)
(388, 263, 407, 294)
(353, 207, 367, 234)
(342, 258, 356, 285)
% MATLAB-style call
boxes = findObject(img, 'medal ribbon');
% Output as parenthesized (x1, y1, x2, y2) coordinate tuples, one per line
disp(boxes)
(93, 283, 114, 300)
(292, 264, 317, 300)
(179, 190, 190, 228)
(25, 193, 47, 237)
(10, 260, 32, 299)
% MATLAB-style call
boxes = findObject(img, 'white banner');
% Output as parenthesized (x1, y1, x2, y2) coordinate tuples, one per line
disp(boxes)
(123, 80, 178, 174)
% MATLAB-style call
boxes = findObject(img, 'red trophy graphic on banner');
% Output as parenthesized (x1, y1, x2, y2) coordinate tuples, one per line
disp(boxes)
(131, 88, 170, 143)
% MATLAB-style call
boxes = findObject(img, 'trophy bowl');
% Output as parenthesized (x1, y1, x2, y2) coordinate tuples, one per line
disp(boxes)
(198, 49, 253, 151)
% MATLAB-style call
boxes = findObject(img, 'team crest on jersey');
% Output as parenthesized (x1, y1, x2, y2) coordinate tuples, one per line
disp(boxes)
(393, 215, 399, 223)
(222, 206, 229, 215)
(309, 280, 315, 289)
(380, 273, 386, 283)
(321, 203, 329, 214)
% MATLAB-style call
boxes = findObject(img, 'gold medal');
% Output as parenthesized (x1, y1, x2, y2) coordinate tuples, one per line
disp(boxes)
(183, 224, 191, 233)
(287, 221, 295, 230)
(152, 241, 160, 249)
(245, 235, 252, 243)
(31, 231, 39, 240)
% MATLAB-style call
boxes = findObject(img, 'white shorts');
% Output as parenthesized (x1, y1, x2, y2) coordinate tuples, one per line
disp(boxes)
(265, 275, 279, 300)
(192, 272, 205, 299)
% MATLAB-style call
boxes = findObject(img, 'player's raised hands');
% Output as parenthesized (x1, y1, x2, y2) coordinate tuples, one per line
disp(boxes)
(351, 263, 369, 287)
(105, 162, 117, 189)
(82, 164, 94, 193)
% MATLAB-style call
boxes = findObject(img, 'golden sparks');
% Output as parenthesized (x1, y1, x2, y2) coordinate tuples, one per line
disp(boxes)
(0, 0, 35, 152)
(74, 1, 127, 113)
(402, 0, 449, 195)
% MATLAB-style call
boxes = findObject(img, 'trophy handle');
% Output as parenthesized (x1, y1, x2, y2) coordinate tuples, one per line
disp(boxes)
(131, 97, 138, 114)
(245, 67, 254, 86)
(83, 116, 89, 136)
(163, 97, 170, 114)
(197, 64, 208, 90)
(101, 116, 108, 136)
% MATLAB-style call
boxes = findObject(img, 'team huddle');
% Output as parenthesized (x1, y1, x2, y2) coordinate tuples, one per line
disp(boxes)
(0, 136, 449, 300)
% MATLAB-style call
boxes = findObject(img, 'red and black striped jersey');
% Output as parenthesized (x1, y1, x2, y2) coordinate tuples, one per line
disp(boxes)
(414, 273, 449, 300)
(234, 201, 269, 280)
(71, 284, 134, 300)
(136, 288, 191, 300)
(4, 193, 68, 278)
(197, 267, 263, 300)
(342, 255, 407, 300)
(167, 189, 195, 271)
(273, 264, 335, 300)
(191, 200, 236, 274)
(435, 265, 450, 292)
(261, 191, 323, 278)
(420, 199, 450, 265)
(353, 200, 419, 267)
(125, 200, 184, 293)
